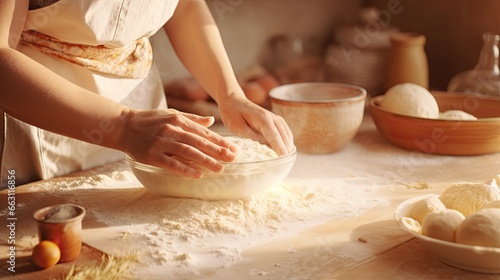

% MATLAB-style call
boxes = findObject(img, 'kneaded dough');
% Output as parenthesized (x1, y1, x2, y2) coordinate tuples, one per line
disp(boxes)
(409, 196, 446, 224)
(491, 174, 500, 189)
(380, 83, 439, 119)
(456, 208, 500, 248)
(439, 110, 477, 121)
(439, 182, 500, 217)
(401, 217, 422, 234)
(483, 200, 500, 209)
(421, 209, 465, 242)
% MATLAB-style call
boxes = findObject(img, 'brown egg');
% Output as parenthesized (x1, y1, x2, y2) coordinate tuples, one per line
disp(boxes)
(181, 78, 210, 101)
(32, 240, 61, 268)
(165, 78, 209, 101)
(254, 74, 281, 93)
(242, 81, 268, 105)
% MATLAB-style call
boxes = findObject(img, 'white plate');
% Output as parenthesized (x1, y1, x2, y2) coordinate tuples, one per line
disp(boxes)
(395, 194, 500, 274)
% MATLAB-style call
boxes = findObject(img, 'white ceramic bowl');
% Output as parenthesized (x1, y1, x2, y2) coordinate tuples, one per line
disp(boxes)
(269, 82, 367, 154)
(395, 194, 500, 273)
(127, 136, 297, 201)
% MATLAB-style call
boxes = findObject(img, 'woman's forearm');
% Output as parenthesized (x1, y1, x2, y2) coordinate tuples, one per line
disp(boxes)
(163, 0, 245, 104)
(0, 0, 128, 154)
(0, 47, 129, 150)
(0, 0, 242, 178)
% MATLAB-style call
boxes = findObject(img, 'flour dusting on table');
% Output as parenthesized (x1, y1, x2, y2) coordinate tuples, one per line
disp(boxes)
(28, 161, 389, 277)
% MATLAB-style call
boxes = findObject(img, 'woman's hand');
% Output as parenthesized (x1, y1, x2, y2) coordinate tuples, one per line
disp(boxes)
(120, 108, 236, 179)
(163, 0, 293, 156)
(218, 95, 294, 156)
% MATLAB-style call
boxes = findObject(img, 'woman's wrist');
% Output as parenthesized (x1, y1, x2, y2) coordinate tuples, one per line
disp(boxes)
(211, 82, 247, 104)
(108, 106, 135, 154)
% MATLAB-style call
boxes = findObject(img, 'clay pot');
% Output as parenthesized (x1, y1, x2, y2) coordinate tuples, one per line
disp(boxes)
(33, 204, 86, 263)
(386, 33, 429, 89)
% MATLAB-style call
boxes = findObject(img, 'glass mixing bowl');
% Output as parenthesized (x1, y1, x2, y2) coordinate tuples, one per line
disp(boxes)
(127, 137, 297, 201)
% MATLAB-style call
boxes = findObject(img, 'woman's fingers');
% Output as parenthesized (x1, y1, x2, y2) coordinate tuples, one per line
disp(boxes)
(151, 153, 205, 179)
(161, 125, 235, 165)
(253, 113, 294, 156)
(123, 109, 237, 178)
(219, 99, 294, 156)
(177, 111, 237, 155)
(258, 120, 292, 156)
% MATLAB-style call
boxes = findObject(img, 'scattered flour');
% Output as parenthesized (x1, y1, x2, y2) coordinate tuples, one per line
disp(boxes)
(27, 161, 390, 277)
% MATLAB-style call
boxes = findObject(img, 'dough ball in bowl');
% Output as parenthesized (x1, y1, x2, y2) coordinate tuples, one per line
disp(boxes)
(491, 174, 500, 188)
(456, 208, 500, 248)
(439, 110, 477, 121)
(421, 209, 465, 242)
(439, 182, 500, 217)
(380, 83, 439, 118)
(408, 195, 446, 224)
(400, 217, 422, 234)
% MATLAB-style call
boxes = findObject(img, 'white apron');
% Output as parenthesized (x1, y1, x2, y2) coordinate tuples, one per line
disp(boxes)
(0, 0, 179, 188)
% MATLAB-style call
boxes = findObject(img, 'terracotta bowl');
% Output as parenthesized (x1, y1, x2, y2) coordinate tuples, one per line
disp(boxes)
(369, 91, 500, 155)
(269, 82, 367, 154)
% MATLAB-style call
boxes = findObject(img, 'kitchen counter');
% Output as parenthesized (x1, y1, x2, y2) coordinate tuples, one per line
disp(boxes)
(1, 114, 500, 280)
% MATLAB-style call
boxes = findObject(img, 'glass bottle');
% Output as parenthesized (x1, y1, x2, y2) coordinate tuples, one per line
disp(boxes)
(447, 33, 500, 96)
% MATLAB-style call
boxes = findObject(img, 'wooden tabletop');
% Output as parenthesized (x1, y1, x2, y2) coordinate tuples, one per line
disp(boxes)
(2, 115, 500, 280)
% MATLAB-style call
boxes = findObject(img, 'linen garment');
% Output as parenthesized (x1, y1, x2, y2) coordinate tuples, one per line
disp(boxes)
(0, 0, 179, 188)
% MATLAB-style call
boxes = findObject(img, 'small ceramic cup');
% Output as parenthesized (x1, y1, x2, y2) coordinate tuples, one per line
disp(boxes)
(269, 82, 367, 154)
(33, 204, 86, 263)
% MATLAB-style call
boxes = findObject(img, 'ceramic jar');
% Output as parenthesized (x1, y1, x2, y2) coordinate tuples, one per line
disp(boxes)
(33, 204, 86, 263)
(261, 34, 327, 84)
(325, 7, 399, 96)
(386, 32, 429, 89)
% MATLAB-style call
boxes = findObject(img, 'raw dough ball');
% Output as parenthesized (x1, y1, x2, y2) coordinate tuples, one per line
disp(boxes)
(401, 217, 421, 234)
(439, 182, 500, 217)
(456, 208, 500, 248)
(491, 174, 500, 189)
(408, 196, 446, 224)
(483, 200, 500, 209)
(421, 209, 465, 242)
(380, 83, 439, 119)
(439, 110, 477, 121)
